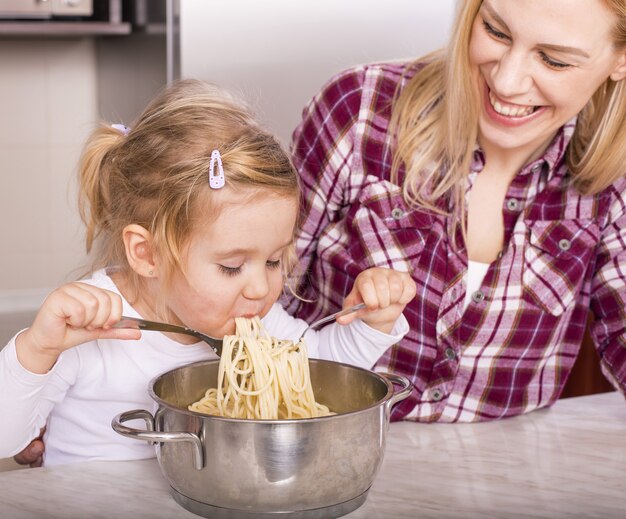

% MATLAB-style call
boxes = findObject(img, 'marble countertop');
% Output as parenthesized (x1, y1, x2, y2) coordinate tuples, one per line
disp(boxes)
(1, 391, 624, 519)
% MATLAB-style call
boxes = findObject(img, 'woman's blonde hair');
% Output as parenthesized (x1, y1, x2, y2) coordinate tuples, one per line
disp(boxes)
(391, 0, 626, 232)
(78, 79, 298, 308)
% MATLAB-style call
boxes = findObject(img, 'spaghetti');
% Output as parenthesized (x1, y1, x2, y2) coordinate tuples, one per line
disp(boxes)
(188, 317, 332, 419)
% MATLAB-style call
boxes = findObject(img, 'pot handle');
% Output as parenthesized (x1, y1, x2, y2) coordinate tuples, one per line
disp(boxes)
(111, 409, 204, 470)
(379, 372, 413, 408)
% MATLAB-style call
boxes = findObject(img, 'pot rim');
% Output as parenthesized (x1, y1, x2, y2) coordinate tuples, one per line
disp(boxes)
(148, 358, 396, 424)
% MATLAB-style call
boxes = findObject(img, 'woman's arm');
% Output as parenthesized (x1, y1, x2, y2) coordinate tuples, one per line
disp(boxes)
(284, 67, 367, 311)
(589, 180, 626, 394)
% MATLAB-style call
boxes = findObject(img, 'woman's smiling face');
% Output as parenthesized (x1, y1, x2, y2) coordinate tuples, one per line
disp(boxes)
(469, 0, 626, 162)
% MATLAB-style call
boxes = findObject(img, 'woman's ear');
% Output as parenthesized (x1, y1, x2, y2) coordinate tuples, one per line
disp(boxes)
(610, 51, 626, 81)
(123, 224, 157, 278)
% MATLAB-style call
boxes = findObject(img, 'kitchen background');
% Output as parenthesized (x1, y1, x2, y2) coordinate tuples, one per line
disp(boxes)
(0, 0, 454, 470)
(0, 0, 612, 471)
(0, 0, 454, 326)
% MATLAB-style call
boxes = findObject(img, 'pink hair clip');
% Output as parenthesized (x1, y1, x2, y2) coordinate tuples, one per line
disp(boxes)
(111, 124, 131, 137)
(208, 149, 225, 189)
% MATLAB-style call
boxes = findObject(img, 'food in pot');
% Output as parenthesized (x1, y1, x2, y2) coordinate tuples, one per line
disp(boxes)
(188, 316, 332, 419)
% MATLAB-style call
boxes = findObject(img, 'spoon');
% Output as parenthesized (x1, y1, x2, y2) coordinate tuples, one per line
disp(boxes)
(113, 316, 224, 356)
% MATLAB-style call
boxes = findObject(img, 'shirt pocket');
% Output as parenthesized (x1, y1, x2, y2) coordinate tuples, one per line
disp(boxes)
(523, 219, 599, 316)
(347, 178, 435, 271)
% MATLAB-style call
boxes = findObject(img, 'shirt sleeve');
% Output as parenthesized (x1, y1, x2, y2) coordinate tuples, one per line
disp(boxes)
(0, 334, 77, 457)
(263, 303, 409, 370)
(589, 182, 626, 395)
(282, 66, 366, 313)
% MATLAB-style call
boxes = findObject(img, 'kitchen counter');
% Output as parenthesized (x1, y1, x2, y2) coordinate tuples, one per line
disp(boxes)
(0, 391, 624, 519)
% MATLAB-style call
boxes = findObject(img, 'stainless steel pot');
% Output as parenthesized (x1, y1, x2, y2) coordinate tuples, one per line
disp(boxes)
(112, 359, 411, 519)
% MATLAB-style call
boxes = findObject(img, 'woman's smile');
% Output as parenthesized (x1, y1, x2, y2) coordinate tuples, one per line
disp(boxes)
(482, 82, 547, 127)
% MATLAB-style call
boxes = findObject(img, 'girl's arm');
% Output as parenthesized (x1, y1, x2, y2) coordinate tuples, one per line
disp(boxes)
(0, 281, 140, 458)
(0, 335, 74, 457)
(270, 266, 415, 369)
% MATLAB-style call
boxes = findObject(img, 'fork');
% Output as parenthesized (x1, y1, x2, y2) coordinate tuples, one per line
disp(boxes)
(297, 302, 366, 341)
(113, 316, 224, 356)
(114, 302, 367, 356)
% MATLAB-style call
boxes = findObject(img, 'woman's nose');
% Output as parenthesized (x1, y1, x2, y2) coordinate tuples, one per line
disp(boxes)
(490, 47, 533, 98)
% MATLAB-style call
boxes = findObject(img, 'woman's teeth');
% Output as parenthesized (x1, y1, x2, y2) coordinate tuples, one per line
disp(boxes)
(489, 91, 535, 117)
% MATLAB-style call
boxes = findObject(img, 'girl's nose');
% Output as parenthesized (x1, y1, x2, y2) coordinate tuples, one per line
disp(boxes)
(490, 47, 533, 98)
(242, 270, 270, 300)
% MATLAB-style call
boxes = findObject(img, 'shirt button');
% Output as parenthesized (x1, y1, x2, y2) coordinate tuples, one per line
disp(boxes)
(532, 164, 542, 173)
(558, 239, 572, 251)
(506, 198, 520, 211)
(471, 290, 485, 303)
(391, 207, 405, 220)
(444, 347, 457, 361)
(431, 388, 444, 401)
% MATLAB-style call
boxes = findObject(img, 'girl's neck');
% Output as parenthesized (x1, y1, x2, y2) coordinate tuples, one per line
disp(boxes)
(109, 270, 159, 321)
(109, 270, 198, 345)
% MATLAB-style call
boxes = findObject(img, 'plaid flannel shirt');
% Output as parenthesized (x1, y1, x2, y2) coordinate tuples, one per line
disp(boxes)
(282, 62, 626, 422)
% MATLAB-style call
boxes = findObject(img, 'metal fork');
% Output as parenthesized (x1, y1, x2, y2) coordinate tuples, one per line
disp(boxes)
(114, 303, 367, 355)
(298, 302, 366, 341)
(113, 316, 223, 356)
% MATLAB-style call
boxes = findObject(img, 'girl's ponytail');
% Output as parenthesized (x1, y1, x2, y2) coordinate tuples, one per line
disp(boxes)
(77, 125, 124, 253)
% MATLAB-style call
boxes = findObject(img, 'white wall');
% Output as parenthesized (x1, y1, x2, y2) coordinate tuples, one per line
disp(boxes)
(0, 39, 98, 310)
(0, 2, 456, 311)
(179, 0, 457, 144)
(0, 36, 167, 313)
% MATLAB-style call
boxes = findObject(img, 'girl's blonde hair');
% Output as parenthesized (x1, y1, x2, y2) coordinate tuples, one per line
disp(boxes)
(391, 0, 626, 232)
(78, 79, 298, 307)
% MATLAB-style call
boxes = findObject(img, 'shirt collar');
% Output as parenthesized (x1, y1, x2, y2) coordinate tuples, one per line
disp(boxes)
(470, 117, 576, 182)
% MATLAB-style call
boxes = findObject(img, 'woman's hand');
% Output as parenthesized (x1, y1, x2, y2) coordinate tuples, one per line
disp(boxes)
(15, 282, 141, 374)
(13, 427, 45, 468)
(338, 267, 416, 334)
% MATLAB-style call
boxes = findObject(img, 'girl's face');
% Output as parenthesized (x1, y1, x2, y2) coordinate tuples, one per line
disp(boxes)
(165, 189, 298, 338)
(469, 0, 626, 162)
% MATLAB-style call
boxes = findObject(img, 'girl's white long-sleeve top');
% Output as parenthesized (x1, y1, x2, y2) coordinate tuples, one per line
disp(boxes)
(0, 269, 408, 466)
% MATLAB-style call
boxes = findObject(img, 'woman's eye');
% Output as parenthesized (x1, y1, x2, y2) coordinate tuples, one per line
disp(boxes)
(482, 20, 509, 41)
(266, 259, 281, 270)
(539, 52, 571, 70)
(218, 264, 242, 277)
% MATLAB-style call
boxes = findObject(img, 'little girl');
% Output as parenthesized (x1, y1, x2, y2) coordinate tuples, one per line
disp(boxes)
(0, 79, 415, 466)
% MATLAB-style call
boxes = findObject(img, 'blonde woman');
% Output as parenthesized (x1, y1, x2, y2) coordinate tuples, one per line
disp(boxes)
(1, 79, 415, 466)
(283, 0, 626, 422)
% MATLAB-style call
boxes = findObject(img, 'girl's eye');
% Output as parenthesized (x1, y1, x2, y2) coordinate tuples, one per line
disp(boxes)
(266, 259, 281, 270)
(539, 51, 571, 70)
(482, 20, 509, 41)
(218, 264, 242, 277)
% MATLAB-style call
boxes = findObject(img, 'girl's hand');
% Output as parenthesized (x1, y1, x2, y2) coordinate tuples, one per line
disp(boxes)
(15, 282, 141, 374)
(337, 267, 416, 334)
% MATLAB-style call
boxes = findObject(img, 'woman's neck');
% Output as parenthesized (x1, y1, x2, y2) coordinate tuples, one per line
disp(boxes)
(478, 135, 553, 179)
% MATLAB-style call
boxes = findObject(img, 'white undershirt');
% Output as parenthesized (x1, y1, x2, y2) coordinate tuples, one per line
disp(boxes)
(463, 260, 490, 310)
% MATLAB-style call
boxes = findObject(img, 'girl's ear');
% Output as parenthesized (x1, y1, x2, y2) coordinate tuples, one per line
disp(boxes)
(610, 51, 626, 81)
(123, 224, 157, 278)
